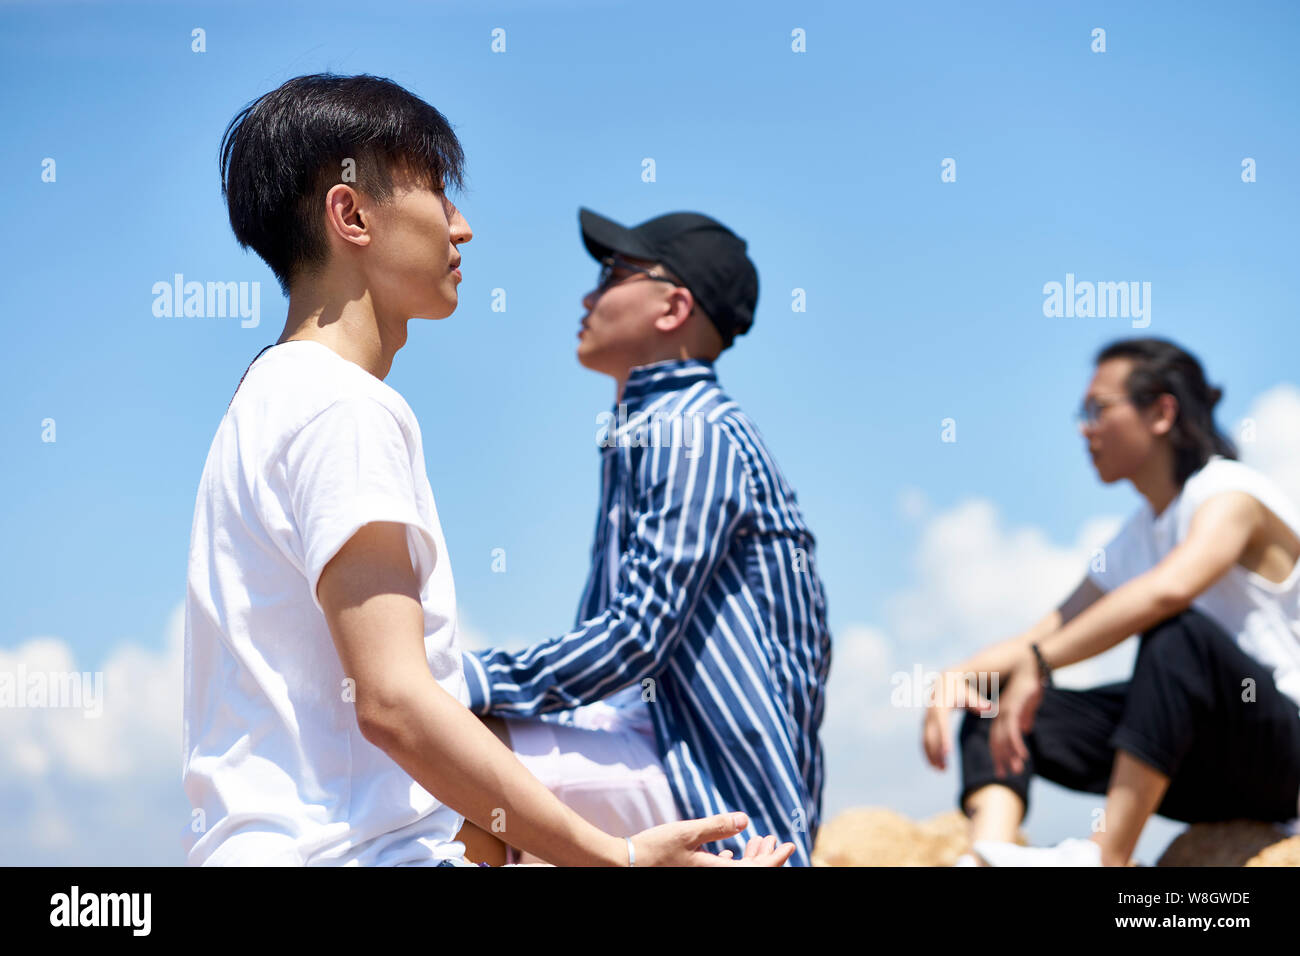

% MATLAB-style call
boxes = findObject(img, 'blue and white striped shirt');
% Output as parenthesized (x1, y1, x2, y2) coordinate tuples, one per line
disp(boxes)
(462, 358, 831, 865)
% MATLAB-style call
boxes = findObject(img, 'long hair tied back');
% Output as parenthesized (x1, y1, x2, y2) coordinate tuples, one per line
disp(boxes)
(1095, 337, 1238, 486)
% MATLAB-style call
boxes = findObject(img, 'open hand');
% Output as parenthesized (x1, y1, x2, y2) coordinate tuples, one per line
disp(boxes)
(922, 670, 995, 770)
(988, 658, 1043, 778)
(628, 812, 796, 867)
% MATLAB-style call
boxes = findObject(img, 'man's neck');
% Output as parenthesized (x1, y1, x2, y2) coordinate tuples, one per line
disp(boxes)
(1132, 448, 1182, 518)
(277, 283, 406, 381)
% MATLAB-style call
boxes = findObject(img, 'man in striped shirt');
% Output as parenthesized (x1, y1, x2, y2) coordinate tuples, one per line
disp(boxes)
(459, 209, 831, 865)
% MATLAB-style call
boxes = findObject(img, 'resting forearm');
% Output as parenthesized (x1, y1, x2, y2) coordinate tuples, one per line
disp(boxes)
(1039, 578, 1184, 671)
(363, 679, 624, 867)
(950, 608, 1062, 679)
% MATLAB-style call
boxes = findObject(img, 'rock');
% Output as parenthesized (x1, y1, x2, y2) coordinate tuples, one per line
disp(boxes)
(1155, 821, 1300, 867)
(811, 807, 1024, 866)
(813, 807, 1300, 866)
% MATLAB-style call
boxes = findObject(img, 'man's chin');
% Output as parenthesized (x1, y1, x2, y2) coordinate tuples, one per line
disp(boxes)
(414, 296, 457, 320)
(1091, 463, 1120, 484)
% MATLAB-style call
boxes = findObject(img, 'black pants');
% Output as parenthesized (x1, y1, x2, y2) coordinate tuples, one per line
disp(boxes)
(959, 609, 1300, 824)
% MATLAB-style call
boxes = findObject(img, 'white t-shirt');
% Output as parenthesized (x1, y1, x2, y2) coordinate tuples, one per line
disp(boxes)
(1089, 455, 1300, 716)
(182, 339, 468, 866)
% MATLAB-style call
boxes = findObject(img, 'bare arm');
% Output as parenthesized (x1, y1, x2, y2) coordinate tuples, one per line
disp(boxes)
(949, 492, 1260, 687)
(983, 492, 1264, 778)
(946, 574, 1104, 684)
(317, 521, 792, 867)
(1033, 491, 1263, 673)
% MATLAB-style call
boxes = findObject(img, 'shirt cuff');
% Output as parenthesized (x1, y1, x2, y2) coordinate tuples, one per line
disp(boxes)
(462, 651, 492, 715)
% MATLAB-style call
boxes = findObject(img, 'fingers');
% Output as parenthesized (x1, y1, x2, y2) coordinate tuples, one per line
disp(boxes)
(689, 811, 749, 847)
(695, 834, 795, 867)
(1006, 722, 1027, 775)
(923, 712, 950, 770)
(748, 841, 795, 867)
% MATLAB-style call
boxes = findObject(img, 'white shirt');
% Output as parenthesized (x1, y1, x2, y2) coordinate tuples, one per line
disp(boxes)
(182, 340, 467, 866)
(1089, 455, 1300, 716)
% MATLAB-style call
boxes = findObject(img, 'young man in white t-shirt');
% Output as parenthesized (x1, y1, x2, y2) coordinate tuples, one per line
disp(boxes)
(181, 72, 795, 867)
(921, 337, 1300, 866)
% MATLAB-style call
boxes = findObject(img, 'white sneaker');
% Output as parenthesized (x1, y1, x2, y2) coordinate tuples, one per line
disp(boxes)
(972, 836, 1103, 867)
(952, 853, 979, 867)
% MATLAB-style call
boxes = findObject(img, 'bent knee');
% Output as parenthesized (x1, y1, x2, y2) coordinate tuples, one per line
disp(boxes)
(1140, 608, 1231, 653)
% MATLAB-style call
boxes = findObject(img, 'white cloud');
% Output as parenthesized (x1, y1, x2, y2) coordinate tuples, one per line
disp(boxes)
(882, 499, 1131, 685)
(0, 603, 187, 864)
(0, 606, 183, 784)
(1236, 382, 1300, 505)
(821, 624, 909, 745)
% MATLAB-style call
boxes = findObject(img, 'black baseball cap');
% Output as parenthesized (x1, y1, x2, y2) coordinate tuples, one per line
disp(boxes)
(578, 207, 759, 346)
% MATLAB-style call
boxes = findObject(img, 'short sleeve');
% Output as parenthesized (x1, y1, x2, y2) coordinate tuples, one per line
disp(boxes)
(1176, 459, 1300, 542)
(281, 397, 438, 615)
(1087, 506, 1153, 593)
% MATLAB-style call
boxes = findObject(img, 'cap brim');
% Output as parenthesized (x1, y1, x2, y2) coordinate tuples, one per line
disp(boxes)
(578, 207, 655, 263)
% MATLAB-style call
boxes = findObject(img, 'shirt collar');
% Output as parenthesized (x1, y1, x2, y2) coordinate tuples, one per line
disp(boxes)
(620, 358, 717, 411)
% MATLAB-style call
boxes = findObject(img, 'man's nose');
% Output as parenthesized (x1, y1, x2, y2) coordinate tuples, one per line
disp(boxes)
(449, 206, 472, 244)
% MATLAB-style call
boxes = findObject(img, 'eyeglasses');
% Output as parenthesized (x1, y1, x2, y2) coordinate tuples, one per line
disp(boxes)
(594, 255, 679, 295)
(1075, 394, 1133, 426)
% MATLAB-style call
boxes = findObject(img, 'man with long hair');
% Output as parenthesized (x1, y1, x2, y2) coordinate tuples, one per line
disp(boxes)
(924, 336, 1300, 866)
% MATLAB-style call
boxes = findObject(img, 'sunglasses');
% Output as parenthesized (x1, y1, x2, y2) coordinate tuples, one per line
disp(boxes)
(594, 255, 679, 295)
(1075, 394, 1133, 426)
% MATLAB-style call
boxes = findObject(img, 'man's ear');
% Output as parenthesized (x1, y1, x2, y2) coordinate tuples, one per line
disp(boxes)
(653, 286, 696, 334)
(324, 182, 372, 249)
(1151, 393, 1179, 435)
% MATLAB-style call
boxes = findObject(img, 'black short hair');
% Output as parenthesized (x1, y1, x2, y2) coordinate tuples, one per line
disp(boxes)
(218, 73, 467, 295)
(1095, 336, 1238, 486)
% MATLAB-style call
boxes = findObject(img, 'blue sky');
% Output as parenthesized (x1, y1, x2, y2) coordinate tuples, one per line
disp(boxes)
(2, 0, 1298, 864)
